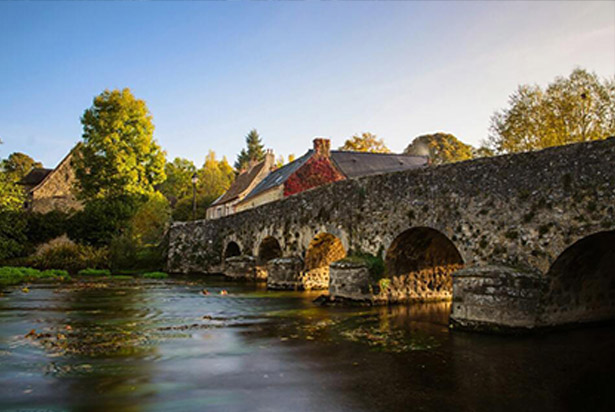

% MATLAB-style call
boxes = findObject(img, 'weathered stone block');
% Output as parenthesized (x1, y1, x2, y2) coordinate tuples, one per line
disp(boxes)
(329, 261, 372, 301)
(224, 256, 256, 280)
(450, 265, 547, 332)
(267, 257, 304, 290)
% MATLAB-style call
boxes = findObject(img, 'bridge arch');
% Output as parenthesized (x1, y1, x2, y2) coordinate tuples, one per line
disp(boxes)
(224, 241, 242, 259)
(258, 236, 283, 264)
(541, 230, 615, 324)
(302, 232, 347, 290)
(384, 227, 464, 301)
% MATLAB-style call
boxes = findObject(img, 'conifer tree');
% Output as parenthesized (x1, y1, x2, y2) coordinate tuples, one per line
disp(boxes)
(234, 129, 265, 171)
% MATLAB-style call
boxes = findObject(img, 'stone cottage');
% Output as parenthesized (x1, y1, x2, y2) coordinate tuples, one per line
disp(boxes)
(20, 145, 82, 214)
(206, 150, 276, 220)
(234, 138, 428, 213)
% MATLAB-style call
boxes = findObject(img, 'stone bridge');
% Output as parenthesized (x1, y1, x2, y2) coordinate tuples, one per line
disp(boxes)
(168, 138, 615, 332)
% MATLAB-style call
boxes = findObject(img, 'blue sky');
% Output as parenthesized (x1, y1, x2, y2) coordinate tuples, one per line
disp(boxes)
(1, 1, 613, 168)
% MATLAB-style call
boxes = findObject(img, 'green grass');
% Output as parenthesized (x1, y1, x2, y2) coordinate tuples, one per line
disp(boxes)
(142, 271, 169, 279)
(0, 266, 71, 288)
(77, 268, 111, 277)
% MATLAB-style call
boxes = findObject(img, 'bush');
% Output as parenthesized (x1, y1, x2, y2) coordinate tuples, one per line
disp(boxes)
(0, 211, 28, 261)
(142, 271, 168, 279)
(68, 195, 145, 247)
(77, 268, 111, 277)
(28, 236, 108, 273)
(109, 236, 165, 272)
(25, 211, 71, 246)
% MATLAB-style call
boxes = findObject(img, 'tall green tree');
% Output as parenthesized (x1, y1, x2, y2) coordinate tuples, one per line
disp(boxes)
(404, 133, 474, 165)
(1, 152, 43, 182)
(72, 88, 166, 200)
(488, 68, 615, 153)
(234, 129, 265, 171)
(339, 132, 390, 153)
(159, 157, 197, 205)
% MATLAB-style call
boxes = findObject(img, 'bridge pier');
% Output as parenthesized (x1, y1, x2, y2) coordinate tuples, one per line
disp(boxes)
(224, 256, 260, 281)
(450, 266, 546, 332)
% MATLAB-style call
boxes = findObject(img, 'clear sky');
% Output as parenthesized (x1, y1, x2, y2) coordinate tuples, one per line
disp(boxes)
(1, 1, 614, 168)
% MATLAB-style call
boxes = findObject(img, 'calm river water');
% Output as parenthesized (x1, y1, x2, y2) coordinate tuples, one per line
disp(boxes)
(0, 276, 614, 412)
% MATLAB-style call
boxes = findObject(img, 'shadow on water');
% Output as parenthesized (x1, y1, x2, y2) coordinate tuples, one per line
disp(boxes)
(0, 277, 614, 411)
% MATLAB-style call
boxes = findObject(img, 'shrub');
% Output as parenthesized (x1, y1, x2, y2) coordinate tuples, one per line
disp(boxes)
(78, 268, 111, 277)
(68, 195, 145, 247)
(142, 271, 168, 279)
(28, 236, 108, 273)
(25, 211, 71, 246)
(109, 236, 165, 272)
(0, 211, 28, 261)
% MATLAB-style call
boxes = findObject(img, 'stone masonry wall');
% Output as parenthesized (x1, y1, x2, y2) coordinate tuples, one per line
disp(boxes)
(169, 138, 615, 281)
(30, 152, 82, 214)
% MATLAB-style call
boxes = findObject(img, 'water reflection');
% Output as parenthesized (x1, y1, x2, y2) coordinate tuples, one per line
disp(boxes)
(0, 277, 614, 411)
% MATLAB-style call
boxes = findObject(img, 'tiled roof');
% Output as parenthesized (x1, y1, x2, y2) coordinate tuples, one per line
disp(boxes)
(210, 157, 269, 206)
(330, 151, 428, 178)
(239, 149, 428, 204)
(241, 150, 313, 203)
(19, 168, 53, 187)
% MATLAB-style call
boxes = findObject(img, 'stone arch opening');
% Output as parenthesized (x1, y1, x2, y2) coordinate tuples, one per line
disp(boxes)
(542, 230, 615, 324)
(302, 233, 347, 290)
(224, 241, 241, 259)
(384, 227, 464, 301)
(258, 237, 283, 265)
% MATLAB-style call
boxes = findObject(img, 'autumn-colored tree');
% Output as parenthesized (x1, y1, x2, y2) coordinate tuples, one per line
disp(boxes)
(72, 88, 166, 200)
(235, 129, 265, 171)
(339, 132, 390, 153)
(488, 68, 615, 154)
(404, 133, 474, 165)
(172, 151, 235, 221)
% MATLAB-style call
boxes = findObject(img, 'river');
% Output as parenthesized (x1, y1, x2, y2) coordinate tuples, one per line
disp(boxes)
(0, 276, 613, 411)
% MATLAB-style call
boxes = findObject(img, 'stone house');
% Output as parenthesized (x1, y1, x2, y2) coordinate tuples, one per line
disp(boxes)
(19, 146, 82, 214)
(206, 150, 276, 220)
(234, 138, 428, 213)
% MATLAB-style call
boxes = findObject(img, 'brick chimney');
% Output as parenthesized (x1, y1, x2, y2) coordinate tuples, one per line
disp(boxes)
(313, 138, 331, 157)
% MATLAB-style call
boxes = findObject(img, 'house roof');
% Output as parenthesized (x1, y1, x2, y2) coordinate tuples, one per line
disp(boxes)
(330, 150, 428, 178)
(19, 168, 53, 187)
(240, 150, 313, 204)
(210, 156, 271, 207)
(239, 149, 427, 205)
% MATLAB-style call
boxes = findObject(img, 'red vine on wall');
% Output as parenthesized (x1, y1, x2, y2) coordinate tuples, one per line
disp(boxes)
(284, 155, 345, 197)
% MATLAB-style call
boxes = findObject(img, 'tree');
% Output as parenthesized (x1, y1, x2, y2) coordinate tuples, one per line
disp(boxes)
(488, 68, 615, 154)
(404, 133, 474, 165)
(159, 157, 197, 206)
(0, 174, 25, 211)
(72, 88, 166, 200)
(234, 129, 265, 171)
(1, 152, 43, 182)
(339, 132, 390, 153)
(172, 151, 235, 221)
(130, 192, 171, 246)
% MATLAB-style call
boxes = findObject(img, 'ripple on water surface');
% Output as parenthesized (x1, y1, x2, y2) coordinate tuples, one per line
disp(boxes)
(1, 277, 614, 412)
